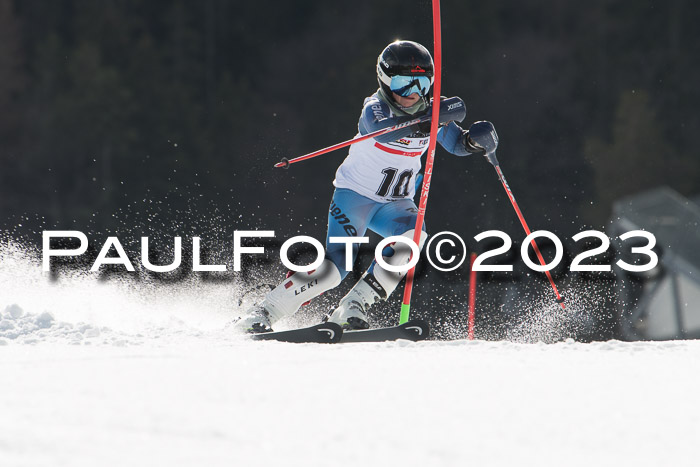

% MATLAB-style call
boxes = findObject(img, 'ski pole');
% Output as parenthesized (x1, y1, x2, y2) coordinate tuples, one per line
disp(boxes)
(468, 252, 477, 339)
(273, 113, 432, 169)
(399, 0, 442, 324)
(484, 151, 566, 309)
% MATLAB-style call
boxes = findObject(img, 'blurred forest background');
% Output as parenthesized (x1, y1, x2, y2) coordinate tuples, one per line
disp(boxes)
(1, 0, 699, 246)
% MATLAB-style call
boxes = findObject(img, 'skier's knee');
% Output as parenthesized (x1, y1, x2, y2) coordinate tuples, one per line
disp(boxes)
(379, 229, 427, 264)
(365, 229, 427, 297)
(400, 229, 428, 249)
(325, 252, 353, 281)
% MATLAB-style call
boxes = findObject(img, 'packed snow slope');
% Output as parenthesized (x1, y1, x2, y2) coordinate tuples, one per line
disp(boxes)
(2, 242, 699, 467)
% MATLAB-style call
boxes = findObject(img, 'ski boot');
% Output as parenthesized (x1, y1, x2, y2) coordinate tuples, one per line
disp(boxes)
(326, 274, 387, 330)
(326, 299, 370, 330)
(234, 304, 273, 334)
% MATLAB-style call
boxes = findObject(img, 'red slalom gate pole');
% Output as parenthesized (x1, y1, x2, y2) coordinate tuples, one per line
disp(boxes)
(486, 153, 565, 309)
(400, 0, 442, 324)
(468, 252, 477, 340)
(273, 113, 431, 169)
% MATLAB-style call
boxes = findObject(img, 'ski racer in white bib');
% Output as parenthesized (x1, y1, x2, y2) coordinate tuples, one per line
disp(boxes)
(235, 40, 499, 333)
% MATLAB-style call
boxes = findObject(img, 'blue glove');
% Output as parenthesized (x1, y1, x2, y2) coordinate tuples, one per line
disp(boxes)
(435, 97, 467, 124)
(466, 121, 498, 154)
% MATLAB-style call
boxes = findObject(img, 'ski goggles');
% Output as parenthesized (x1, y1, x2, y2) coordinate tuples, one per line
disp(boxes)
(390, 75, 432, 97)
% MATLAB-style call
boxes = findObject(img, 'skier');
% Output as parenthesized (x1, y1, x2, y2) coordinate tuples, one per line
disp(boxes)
(236, 40, 498, 333)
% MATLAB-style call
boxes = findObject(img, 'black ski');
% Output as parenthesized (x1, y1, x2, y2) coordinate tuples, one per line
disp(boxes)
(340, 319, 430, 343)
(250, 322, 343, 344)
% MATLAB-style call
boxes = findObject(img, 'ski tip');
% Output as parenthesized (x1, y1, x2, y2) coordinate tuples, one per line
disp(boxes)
(403, 319, 430, 341)
(322, 322, 344, 343)
(339, 319, 430, 343)
(250, 322, 343, 344)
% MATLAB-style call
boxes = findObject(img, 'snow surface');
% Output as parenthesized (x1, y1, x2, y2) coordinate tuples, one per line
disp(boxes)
(2, 241, 700, 467)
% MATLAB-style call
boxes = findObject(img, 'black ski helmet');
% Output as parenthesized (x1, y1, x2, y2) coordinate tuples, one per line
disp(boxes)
(377, 40, 434, 98)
